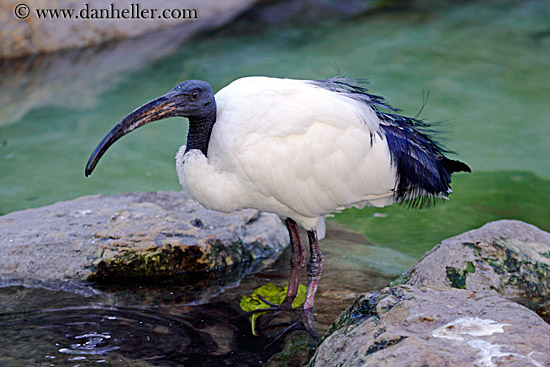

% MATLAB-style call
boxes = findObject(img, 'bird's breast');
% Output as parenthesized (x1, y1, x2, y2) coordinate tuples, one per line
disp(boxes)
(176, 146, 257, 213)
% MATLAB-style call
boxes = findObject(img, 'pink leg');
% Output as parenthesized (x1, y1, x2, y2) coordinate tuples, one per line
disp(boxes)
(304, 230, 323, 311)
(281, 218, 306, 308)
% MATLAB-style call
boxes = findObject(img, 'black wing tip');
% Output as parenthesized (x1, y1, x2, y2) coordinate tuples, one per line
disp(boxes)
(461, 163, 472, 173)
(443, 158, 471, 174)
(398, 195, 441, 210)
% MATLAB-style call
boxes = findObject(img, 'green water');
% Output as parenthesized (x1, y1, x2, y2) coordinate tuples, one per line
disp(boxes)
(1, 0, 549, 258)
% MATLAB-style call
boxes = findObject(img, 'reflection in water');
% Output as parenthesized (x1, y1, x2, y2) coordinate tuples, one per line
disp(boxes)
(0, 302, 277, 366)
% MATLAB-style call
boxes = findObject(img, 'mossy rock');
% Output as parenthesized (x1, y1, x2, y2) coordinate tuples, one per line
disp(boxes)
(310, 285, 550, 367)
(407, 220, 550, 310)
(0, 191, 288, 282)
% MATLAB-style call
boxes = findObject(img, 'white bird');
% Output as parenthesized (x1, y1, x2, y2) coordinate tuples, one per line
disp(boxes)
(85, 76, 470, 333)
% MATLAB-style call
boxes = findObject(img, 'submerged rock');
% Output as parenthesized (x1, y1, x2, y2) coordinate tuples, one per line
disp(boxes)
(311, 285, 550, 367)
(0, 191, 288, 282)
(406, 220, 550, 309)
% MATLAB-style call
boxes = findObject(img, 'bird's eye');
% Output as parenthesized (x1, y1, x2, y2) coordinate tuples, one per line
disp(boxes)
(190, 91, 198, 101)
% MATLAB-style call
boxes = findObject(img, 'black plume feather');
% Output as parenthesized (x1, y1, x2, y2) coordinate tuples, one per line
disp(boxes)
(310, 77, 471, 207)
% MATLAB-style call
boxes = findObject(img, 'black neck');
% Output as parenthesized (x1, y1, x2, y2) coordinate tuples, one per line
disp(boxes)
(185, 107, 216, 157)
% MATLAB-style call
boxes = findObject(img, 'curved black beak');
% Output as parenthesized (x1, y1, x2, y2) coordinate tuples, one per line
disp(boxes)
(85, 93, 177, 177)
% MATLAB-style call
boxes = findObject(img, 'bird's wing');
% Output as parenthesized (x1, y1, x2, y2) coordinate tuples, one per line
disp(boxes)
(209, 77, 398, 224)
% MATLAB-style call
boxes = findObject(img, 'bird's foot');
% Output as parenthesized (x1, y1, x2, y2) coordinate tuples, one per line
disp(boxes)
(242, 301, 321, 341)
(303, 307, 321, 338)
(260, 308, 321, 350)
(239, 295, 297, 317)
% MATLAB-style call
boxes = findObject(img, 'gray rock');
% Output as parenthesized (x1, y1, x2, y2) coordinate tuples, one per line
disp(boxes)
(0, 191, 288, 282)
(406, 220, 550, 309)
(0, 0, 256, 59)
(311, 285, 550, 367)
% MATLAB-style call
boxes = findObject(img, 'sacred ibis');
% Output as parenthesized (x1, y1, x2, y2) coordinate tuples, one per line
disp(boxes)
(85, 76, 470, 333)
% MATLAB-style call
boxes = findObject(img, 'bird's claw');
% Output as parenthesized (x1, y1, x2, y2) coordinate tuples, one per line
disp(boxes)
(246, 304, 321, 341)
(257, 294, 289, 308)
(261, 312, 321, 350)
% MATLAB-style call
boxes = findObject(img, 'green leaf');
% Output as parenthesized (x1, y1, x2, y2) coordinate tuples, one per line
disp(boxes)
(239, 283, 306, 335)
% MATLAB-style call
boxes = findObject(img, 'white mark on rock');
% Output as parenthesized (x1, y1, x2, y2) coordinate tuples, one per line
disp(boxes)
(432, 317, 509, 341)
(75, 210, 92, 217)
(528, 352, 546, 367)
(467, 339, 514, 367)
(69, 356, 87, 361)
(467, 339, 545, 367)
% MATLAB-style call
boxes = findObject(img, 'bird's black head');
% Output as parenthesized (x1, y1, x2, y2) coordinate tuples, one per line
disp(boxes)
(169, 80, 215, 119)
(85, 80, 216, 177)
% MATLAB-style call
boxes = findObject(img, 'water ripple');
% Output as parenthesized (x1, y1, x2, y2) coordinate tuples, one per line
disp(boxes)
(0, 301, 274, 366)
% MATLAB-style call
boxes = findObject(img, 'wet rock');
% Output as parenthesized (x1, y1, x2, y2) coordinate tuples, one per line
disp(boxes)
(265, 332, 316, 367)
(0, 191, 288, 282)
(406, 220, 550, 309)
(0, 0, 256, 59)
(311, 285, 550, 367)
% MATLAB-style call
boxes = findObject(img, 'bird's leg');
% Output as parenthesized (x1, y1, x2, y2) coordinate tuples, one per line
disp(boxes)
(246, 222, 321, 341)
(281, 218, 306, 308)
(240, 218, 304, 318)
(305, 230, 323, 309)
(304, 229, 323, 336)
(243, 219, 304, 337)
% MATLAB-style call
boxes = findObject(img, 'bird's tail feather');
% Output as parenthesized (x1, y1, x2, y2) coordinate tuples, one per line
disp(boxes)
(381, 124, 470, 208)
(442, 157, 471, 174)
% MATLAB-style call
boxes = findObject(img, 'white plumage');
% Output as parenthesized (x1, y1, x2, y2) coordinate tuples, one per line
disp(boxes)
(176, 77, 398, 236)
